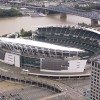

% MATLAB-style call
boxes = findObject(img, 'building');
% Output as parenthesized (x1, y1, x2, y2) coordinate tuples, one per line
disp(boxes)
(90, 60, 100, 100)
(0, 37, 88, 73)
(0, 26, 100, 75)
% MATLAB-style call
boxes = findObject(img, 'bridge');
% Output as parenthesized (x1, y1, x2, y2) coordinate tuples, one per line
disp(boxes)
(47, 5, 100, 25)
(4, 0, 100, 25)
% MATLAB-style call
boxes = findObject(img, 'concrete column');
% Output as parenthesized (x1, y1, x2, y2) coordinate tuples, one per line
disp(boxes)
(60, 13, 67, 19)
(91, 19, 98, 26)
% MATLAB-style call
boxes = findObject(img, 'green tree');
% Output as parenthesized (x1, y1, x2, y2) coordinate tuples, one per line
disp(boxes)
(0, 8, 22, 17)
(20, 29, 25, 37)
(20, 29, 32, 37)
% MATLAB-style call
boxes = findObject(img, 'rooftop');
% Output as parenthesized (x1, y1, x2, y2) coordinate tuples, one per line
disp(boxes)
(0, 37, 84, 52)
(81, 27, 100, 35)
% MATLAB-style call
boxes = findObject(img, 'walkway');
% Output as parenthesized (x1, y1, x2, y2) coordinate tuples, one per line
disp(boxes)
(0, 61, 87, 100)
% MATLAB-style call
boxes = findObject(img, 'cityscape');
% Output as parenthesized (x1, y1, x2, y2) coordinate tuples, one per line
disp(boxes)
(0, 0, 100, 100)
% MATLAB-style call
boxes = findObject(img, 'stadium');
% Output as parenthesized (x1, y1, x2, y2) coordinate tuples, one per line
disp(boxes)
(0, 25, 100, 77)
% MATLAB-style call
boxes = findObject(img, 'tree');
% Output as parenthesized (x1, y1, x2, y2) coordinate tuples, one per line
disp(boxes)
(20, 29, 32, 37)
(20, 28, 25, 37)
(0, 8, 22, 17)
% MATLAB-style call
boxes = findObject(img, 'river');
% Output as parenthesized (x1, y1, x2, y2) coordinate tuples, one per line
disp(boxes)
(0, 14, 92, 36)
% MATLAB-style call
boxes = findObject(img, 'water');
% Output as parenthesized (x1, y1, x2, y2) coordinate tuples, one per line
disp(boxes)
(0, 14, 91, 36)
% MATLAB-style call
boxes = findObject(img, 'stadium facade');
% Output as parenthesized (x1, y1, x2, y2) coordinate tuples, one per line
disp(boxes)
(0, 37, 87, 73)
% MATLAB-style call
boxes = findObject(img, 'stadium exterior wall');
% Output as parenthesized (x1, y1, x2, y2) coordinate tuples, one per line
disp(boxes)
(41, 59, 87, 73)
(4, 52, 20, 67)
(0, 51, 88, 73)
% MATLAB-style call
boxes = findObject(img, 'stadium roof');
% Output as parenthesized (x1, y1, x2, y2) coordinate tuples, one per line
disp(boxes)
(0, 38, 84, 52)
(83, 27, 100, 35)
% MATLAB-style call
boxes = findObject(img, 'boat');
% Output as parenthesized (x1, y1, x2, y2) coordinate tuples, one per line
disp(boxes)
(29, 13, 47, 17)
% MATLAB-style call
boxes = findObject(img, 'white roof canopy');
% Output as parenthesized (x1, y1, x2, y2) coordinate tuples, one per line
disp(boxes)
(83, 27, 100, 35)
(0, 38, 84, 52)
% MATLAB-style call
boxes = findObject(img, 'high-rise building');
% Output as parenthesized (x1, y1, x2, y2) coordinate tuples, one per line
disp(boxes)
(90, 60, 100, 100)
